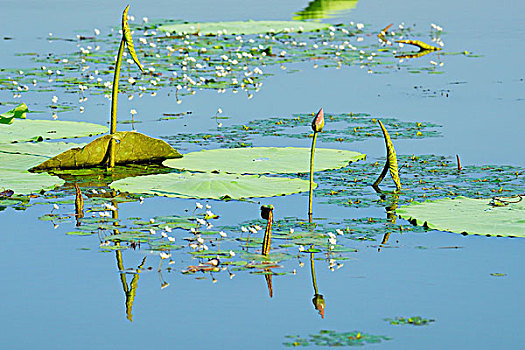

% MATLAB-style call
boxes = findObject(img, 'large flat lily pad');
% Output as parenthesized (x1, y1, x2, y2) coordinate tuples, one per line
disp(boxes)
(163, 147, 365, 174)
(397, 196, 525, 237)
(158, 20, 329, 35)
(110, 172, 314, 199)
(0, 119, 108, 144)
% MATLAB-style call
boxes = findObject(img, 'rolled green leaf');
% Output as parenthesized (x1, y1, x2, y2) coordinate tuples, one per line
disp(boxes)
(122, 5, 144, 73)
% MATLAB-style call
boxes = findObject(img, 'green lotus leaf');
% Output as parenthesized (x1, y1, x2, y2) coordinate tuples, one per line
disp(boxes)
(0, 142, 80, 194)
(0, 103, 28, 125)
(294, 0, 359, 20)
(0, 170, 64, 194)
(397, 196, 525, 237)
(31, 131, 182, 170)
(0, 119, 107, 144)
(163, 147, 365, 174)
(158, 20, 330, 35)
(110, 172, 315, 199)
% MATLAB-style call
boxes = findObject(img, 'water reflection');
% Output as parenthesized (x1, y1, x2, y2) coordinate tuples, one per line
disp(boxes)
(294, 0, 359, 20)
(310, 252, 325, 318)
(375, 189, 399, 252)
(116, 251, 147, 322)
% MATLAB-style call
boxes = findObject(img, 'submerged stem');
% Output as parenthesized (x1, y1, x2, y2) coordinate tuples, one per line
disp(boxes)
(308, 132, 318, 222)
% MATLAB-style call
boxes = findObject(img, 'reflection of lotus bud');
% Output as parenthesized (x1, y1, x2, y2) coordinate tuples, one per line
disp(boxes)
(312, 294, 325, 319)
(311, 108, 324, 133)
(260, 205, 274, 220)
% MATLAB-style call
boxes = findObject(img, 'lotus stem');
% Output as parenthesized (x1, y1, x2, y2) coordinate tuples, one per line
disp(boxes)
(308, 132, 318, 222)
(310, 251, 318, 295)
(108, 38, 125, 169)
(74, 183, 84, 226)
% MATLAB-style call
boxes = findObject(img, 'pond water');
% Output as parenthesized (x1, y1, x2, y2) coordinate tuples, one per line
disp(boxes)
(1, 0, 524, 349)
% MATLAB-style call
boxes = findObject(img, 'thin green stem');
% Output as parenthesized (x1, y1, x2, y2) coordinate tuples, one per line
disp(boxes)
(108, 37, 125, 168)
(308, 132, 318, 221)
(310, 252, 318, 295)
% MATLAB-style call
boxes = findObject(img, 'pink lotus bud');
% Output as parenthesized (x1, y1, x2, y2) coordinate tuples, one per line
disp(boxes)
(311, 108, 324, 133)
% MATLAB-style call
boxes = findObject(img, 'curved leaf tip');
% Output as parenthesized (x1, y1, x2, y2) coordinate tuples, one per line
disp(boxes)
(122, 5, 144, 73)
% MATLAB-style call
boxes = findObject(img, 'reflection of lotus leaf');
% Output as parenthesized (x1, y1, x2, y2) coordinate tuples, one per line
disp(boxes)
(163, 147, 365, 174)
(397, 196, 525, 237)
(110, 172, 314, 199)
(158, 20, 329, 35)
(294, 0, 359, 20)
(0, 119, 107, 144)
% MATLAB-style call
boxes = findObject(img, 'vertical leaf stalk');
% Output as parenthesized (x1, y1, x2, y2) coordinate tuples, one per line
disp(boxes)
(308, 132, 318, 221)
(108, 38, 125, 168)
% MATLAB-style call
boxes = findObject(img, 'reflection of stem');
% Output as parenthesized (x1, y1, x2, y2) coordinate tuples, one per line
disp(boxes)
(264, 270, 273, 298)
(308, 132, 318, 222)
(116, 251, 146, 322)
(310, 251, 325, 319)
(108, 38, 125, 169)
(310, 252, 318, 295)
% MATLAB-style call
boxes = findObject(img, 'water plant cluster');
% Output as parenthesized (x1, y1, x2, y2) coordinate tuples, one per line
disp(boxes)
(0, 18, 460, 119)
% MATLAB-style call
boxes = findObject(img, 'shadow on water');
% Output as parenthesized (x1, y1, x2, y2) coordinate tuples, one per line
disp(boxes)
(293, 0, 359, 20)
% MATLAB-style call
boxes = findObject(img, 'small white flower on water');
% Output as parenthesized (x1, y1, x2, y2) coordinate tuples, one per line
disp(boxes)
(160, 252, 171, 259)
(149, 229, 156, 235)
(51, 96, 58, 104)
(80, 107, 84, 113)
(189, 243, 198, 249)
(149, 218, 155, 224)
(91, 189, 98, 194)
(196, 202, 203, 209)
(290, 228, 295, 234)
(336, 229, 344, 235)
(165, 226, 172, 233)
(128, 77, 136, 84)
(254, 225, 263, 231)
(190, 227, 196, 233)
(299, 245, 305, 252)
(200, 244, 209, 251)
(249, 227, 257, 234)
(329, 237, 337, 245)
(206, 223, 213, 230)
(52, 113, 58, 120)
(139, 196, 144, 204)
(356, 23, 364, 30)
(196, 218, 206, 225)
(167, 236, 175, 242)
(53, 204, 59, 210)
(205, 204, 211, 209)
(229, 250, 236, 257)
(197, 236, 204, 244)
(142, 17, 149, 23)
(100, 189, 106, 194)
(206, 210, 214, 217)
(219, 231, 227, 238)
(327, 232, 336, 239)
(161, 232, 167, 238)
(241, 226, 248, 233)
(217, 108, 222, 114)
(94, 28, 100, 36)
(430, 60, 438, 66)
(130, 109, 137, 115)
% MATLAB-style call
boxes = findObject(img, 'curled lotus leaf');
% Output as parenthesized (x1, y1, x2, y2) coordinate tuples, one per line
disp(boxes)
(110, 172, 315, 199)
(163, 147, 365, 174)
(122, 5, 144, 73)
(397, 196, 525, 237)
(157, 20, 330, 35)
(31, 131, 182, 170)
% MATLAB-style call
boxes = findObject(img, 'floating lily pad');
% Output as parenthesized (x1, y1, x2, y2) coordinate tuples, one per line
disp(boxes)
(110, 172, 313, 199)
(284, 330, 391, 347)
(397, 196, 525, 237)
(0, 103, 28, 124)
(384, 316, 435, 326)
(163, 147, 365, 174)
(158, 20, 329, 35)
(0, 119, 107, 143)
(0, 142, 84, 195)
(31, 131, 182, 170)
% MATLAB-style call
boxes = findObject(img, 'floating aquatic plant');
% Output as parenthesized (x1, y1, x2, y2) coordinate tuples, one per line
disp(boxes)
(284, 330, 391, 347)
(384, 316, 435, 326)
